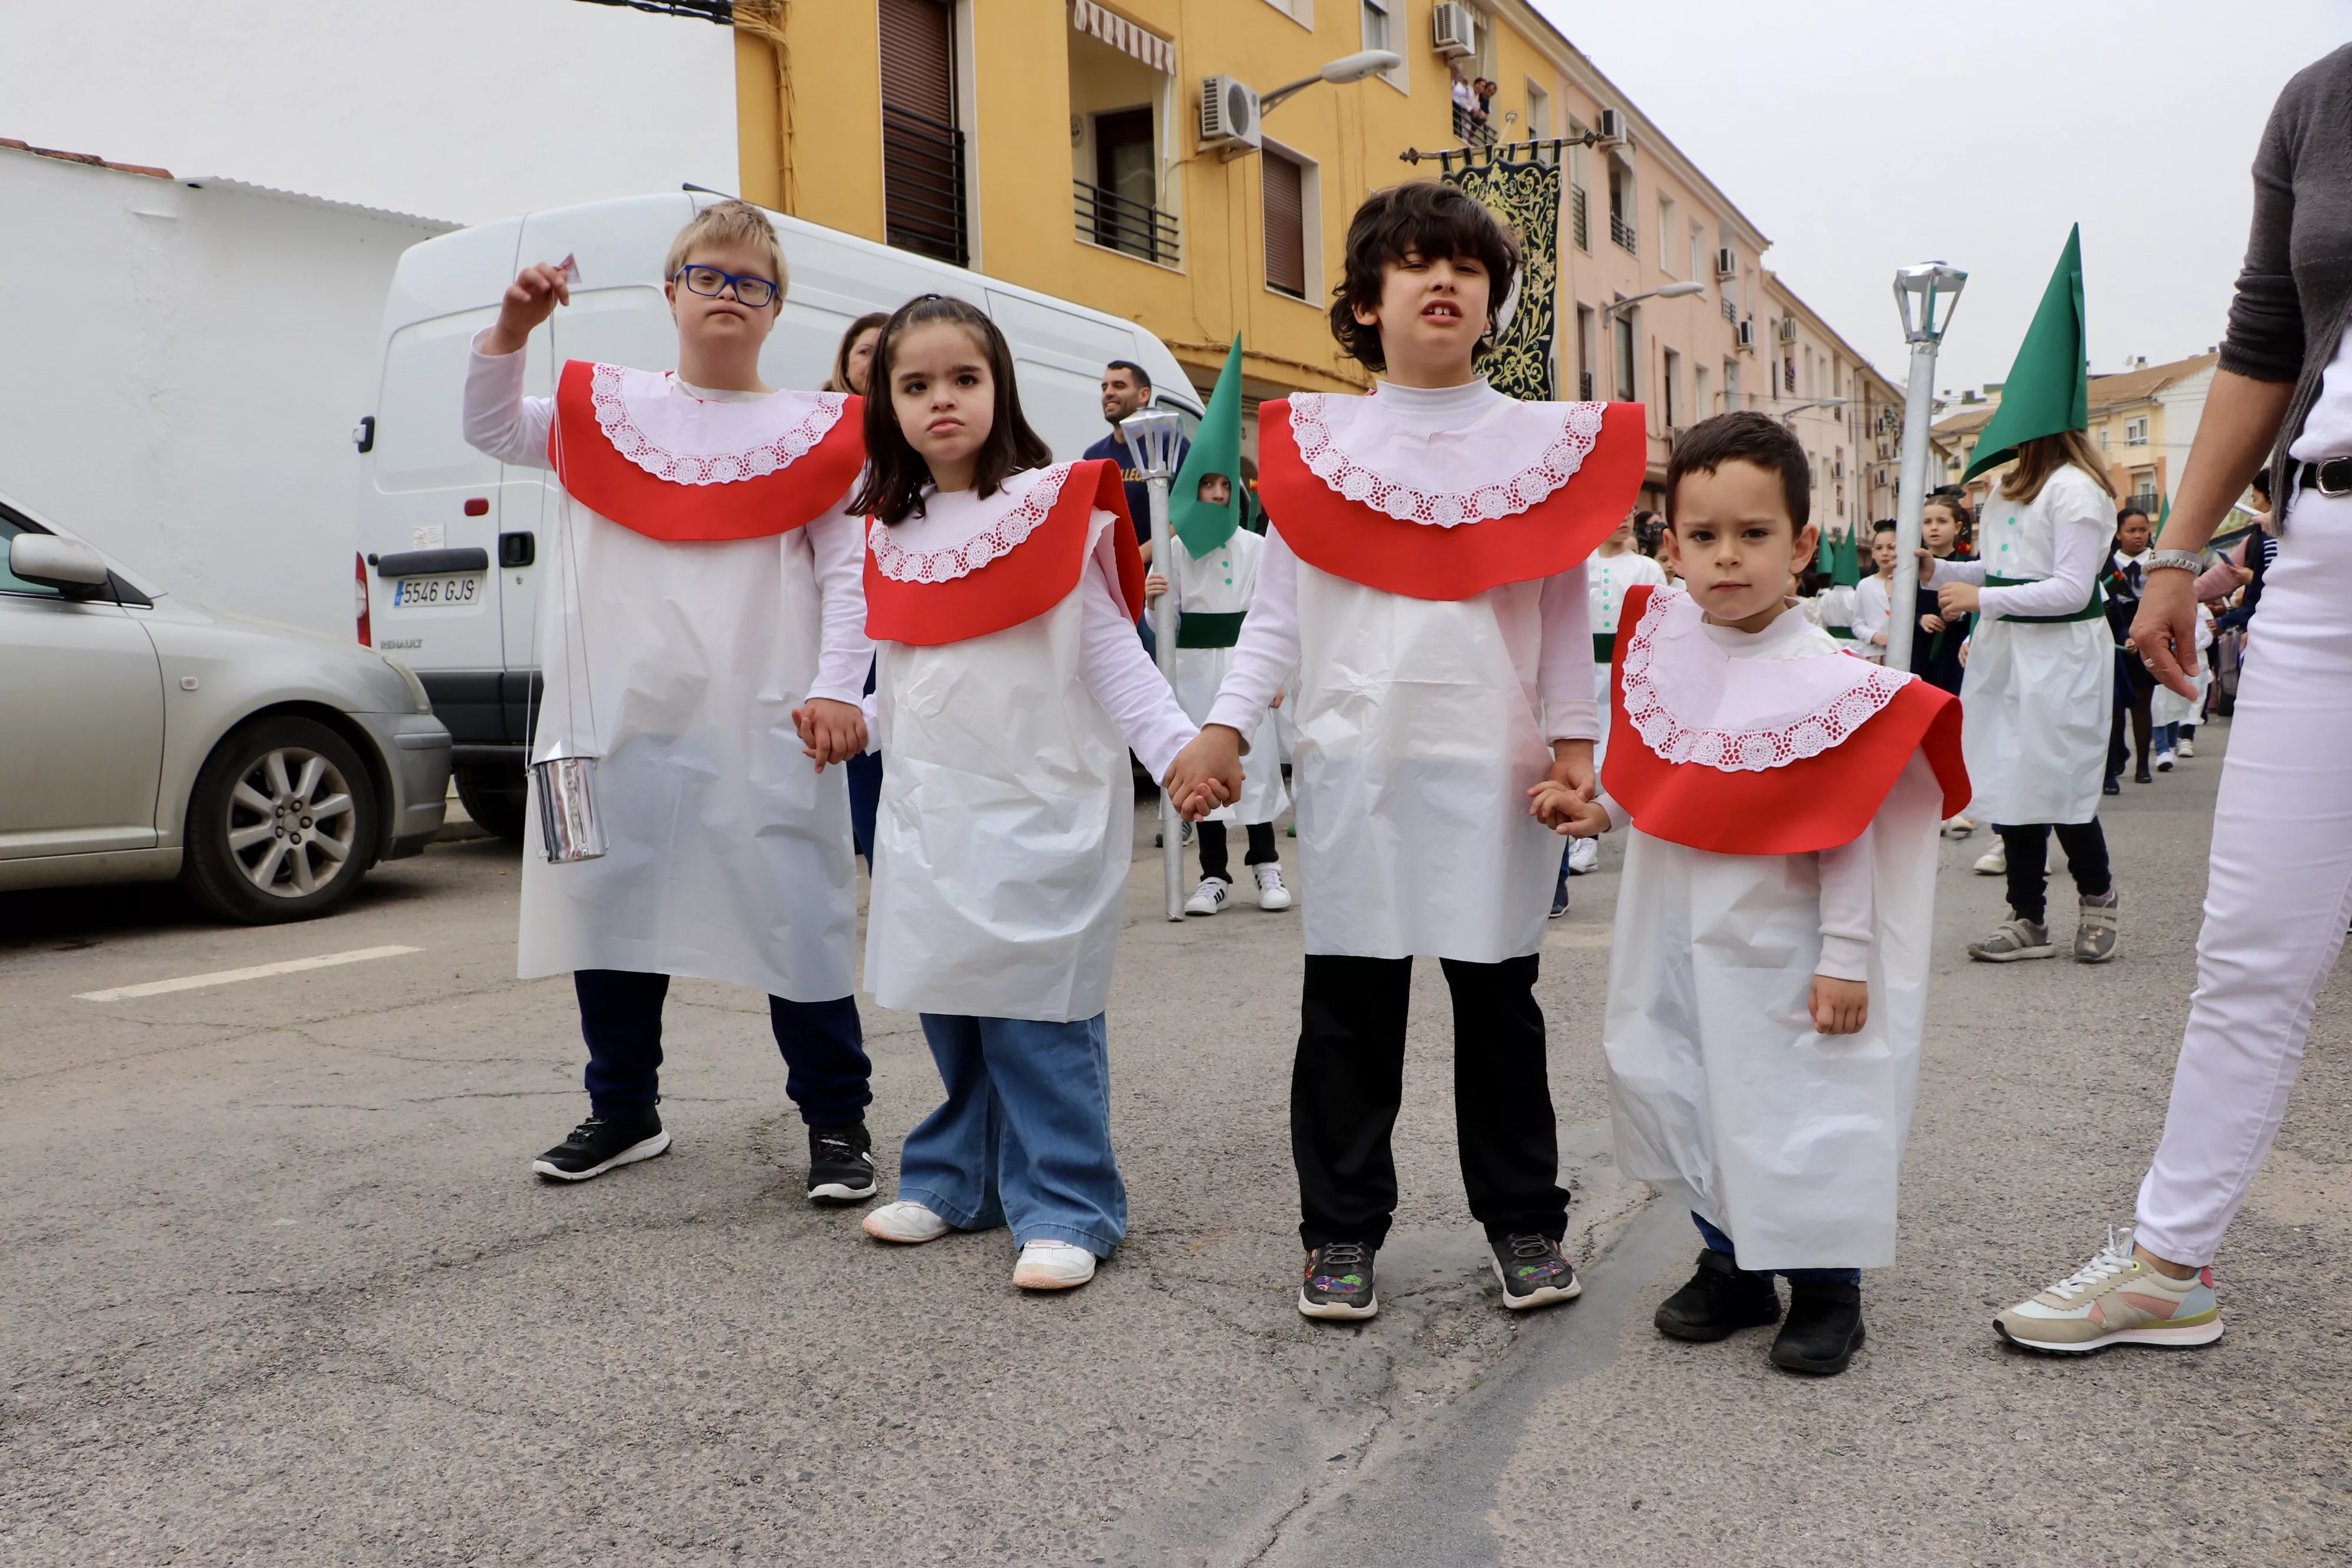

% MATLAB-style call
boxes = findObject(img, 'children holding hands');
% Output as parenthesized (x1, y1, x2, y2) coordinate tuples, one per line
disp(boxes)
(1542, 412, 1968, 1374)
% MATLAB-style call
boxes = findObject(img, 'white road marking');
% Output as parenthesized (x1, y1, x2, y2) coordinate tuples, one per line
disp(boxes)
(76, 945, 422, 1002)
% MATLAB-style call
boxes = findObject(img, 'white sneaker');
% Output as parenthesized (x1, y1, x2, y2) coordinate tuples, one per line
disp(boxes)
(862, 1200, 952, 1244)
(1974, 849, 2006, 876)
(1184, 877, 1230, 916)
(1942, 815, 1976, 838)
(2178, 737, 2196, 758)
(1011, 1240, 1097, 1290)
(1567, 835, 1600, 874)
(2155, 750, 2175, 773)
(1252, 861, 1293, 910)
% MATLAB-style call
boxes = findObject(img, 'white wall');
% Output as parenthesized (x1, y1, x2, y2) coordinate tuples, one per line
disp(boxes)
(0, 0, 740, 226)
(0, 149, 451, 633)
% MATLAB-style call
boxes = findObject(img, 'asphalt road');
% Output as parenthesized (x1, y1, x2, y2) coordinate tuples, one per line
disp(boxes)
(4, 721, 2348, 1566)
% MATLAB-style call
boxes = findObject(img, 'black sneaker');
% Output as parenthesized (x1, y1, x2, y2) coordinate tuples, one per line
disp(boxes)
(1298, 1242, 1378, 1321)
(1769, 1280, 1866, 1375)
(806, 1121, 877, 1204)
(1489, 1233, 1582, 1310)
(1653, 1249, 1782, 1341)
(1549, 880, 1572, 919)
(531, 1112, 670, 1182)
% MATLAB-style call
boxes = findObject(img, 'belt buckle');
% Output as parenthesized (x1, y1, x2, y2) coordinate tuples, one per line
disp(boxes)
(2320, 457, 2352, 497)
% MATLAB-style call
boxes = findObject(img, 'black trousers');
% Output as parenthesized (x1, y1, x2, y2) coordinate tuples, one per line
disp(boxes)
(1292, 953, 1565, 1250)
(1994, 822, 2113, 926)
(574, 969, 871, 1127)
(2109, 651, 2155, 780)
(1198, 820, 1278, 883)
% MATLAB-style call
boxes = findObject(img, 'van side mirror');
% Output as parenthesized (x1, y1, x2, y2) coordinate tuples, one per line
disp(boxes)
(9, 534, 112, 592)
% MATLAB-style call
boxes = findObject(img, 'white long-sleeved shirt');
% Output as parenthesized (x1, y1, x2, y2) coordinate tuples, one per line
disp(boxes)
(1851, 574, 1895, 661)
(1592, 605, 1875, 981)
(461, 336, 872, 705)
(1204, 378, 1599, 741)
(1922, 507, 2110, 622)
(864, 482, 1197, 780)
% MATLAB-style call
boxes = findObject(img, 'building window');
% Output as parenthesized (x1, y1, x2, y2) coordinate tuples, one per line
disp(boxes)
(1077, 106, 1177, 265)
(2126, 416, 2148, 446)
(1724, 358, 1741, 410)
(1576, 304, 1595, 401)
(1262, 147, 1308, 299)
(1525, 79, 1551, 140)
(1608, 163, 1636, 254)
(1614, 311, 1637, 401)
(879, 0, 968, 267)
(1360, 0, 1403, 84)
(1662, 348, 1682, 427)
(2099, 426, 2111, 450)
(1693, 362, 1710, 420)
(1659, 195, 1678, 275)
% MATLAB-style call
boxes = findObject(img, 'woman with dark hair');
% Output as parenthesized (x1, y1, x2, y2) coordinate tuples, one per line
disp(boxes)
(827, 311, 888, 396)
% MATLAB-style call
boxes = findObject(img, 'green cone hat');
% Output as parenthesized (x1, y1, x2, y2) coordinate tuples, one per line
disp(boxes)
(1172, 338, 1246, 558)
(1964, 225, 2089, 481)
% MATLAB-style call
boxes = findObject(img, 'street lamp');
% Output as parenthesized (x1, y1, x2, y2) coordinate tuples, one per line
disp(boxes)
(1259, 51, 1404, 113)
(1598, 279, 1704, 323)
(1121, 403, 1188, 922)
(1883, 263, 1968, 674)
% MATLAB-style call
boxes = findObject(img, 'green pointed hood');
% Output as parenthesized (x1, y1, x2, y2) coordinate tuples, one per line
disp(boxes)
(1171, 338, 1245, 558)
(1964, 225, 2089, 481)
(1832, 525, 1861, 587)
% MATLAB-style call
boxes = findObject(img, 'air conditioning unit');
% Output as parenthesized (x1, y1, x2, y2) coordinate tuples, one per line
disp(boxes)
(1735, 318, 1756, 351)
(1198, 75, 1262, 155)
(1714, 246, 1736, 279)
(1776, 317, 1798, 342)
(1598, 107, 1632, 146)
(1432, 2, 1476, 57)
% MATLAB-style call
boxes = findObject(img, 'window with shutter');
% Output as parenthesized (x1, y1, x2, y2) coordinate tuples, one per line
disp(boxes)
(1263, 151, 1306, 299)
(878, 0, 967, 266)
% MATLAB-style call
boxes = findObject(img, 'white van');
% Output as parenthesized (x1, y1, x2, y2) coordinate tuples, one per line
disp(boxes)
(354, 190, 1201, 836)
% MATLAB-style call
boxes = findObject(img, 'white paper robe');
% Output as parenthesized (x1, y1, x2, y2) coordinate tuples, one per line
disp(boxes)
(1589, 550, 1668, 762)
(1944, 466, 2113, 825)
(863, 469, 1194, 1022)
(1598, 596, 1946, 1271)
(462, 346, 869, 1001)
(2151, 603, 2215, 727)
(1169, 526, 1288, 825)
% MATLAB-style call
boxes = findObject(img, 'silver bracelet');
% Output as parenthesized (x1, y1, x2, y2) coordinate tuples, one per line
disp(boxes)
(2146, 549, 2204, 575)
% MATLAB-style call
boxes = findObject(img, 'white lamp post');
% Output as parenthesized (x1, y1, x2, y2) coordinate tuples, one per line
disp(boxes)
(1121, 403, 1188, 922)
(1259, 51, 1405, 113)
(1884, 263, 1968, 674)
(1598, 279, 1704, 324)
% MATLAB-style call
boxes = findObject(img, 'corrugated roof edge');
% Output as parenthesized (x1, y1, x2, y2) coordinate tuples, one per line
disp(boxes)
(179, 176, 459, 232)
(1, 139, 173, 178)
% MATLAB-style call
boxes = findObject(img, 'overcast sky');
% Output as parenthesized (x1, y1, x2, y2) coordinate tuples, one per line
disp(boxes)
(1534, 0, 2352, 398)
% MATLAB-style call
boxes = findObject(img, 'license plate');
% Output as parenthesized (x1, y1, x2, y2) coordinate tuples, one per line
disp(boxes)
(391, 574, 482, 607)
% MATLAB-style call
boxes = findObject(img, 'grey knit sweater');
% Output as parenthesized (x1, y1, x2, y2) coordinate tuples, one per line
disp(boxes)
(2222, 43, 2352, 488)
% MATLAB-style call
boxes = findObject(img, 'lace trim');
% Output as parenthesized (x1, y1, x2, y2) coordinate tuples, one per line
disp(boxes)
(1289, 395, 1605, 527)
(1622, 590, 1907, 773)
(868, 465, 1074, 583)
(590, 363, 847, 486)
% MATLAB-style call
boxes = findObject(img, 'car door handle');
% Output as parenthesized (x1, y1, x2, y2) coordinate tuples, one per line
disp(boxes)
(499, 532, 535, 569)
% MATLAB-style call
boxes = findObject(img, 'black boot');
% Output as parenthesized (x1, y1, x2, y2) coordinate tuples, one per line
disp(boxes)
(1769, 1280, 1866, 1374)
(1653, 1249, 1782, 1341)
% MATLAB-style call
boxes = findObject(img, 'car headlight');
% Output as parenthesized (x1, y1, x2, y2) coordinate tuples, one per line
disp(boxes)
(381, 655, 433, 715)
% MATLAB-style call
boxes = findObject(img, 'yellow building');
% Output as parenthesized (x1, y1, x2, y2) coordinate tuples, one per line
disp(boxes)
(1933, 350, 2220, 517)
(732, 0, 1887, 494)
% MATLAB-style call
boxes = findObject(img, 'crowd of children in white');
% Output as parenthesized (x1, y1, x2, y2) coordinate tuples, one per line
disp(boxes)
(463, 188, 2216, 1379)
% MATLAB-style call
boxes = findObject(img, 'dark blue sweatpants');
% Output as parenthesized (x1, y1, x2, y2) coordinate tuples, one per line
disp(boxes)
(574, 968, 871, 1127)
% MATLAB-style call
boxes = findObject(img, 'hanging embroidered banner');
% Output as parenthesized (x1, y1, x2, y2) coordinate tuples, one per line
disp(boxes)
(1442, 153, 1560, 401)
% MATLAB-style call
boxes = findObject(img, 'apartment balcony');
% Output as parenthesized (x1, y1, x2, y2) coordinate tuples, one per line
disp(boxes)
(1075, 179, 1180, 268)
(1453, 104, 1497, 148)
(1721, 294, 1738, 322)
(883, 103, 968, 267)
(1579, 370, 1594, 401)
(1569, 184, 1589, 251)
(1610, 212, 1638, 254)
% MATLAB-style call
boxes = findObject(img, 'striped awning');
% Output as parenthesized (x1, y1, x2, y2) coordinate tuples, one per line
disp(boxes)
(1069, 0, 1173, 74)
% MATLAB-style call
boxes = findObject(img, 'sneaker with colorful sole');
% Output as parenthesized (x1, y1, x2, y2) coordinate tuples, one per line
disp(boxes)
(1995, 1225, 2223, 1355)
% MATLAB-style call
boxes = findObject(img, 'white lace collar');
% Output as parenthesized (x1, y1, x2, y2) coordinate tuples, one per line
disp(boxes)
(1288, 389, 1606, 527)
(1623, 589, 1908, 772)
(590, 362, 847, 486)
(868, 464, 1074, 583)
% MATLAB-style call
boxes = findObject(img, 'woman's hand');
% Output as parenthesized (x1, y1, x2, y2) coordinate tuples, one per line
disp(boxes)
(1810, 976, 1868, 1035)
(792, 697, 867, 772)
(1919, 613, 1946, 635)
(2132, 566, 2204, 699)
(1938, 581, 1982, 616)
(482, 263, 571, 356)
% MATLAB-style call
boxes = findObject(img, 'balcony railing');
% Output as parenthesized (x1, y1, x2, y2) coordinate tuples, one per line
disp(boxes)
(1569, 184, 1589, 251)
(1609, 211, 1638, 254)
(1453, 103, 1497, 147)
(883, 103, 968, 267)
(1721, 294, 1738, 322)
(1579, 370, 1595, 401)
(1075, 179, 1180, 267)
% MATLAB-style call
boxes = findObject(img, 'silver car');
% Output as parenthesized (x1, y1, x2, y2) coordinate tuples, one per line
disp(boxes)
(1, 490, 450, 923)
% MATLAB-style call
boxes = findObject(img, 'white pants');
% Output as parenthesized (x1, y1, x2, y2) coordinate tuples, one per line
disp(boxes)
(2135, 491, 2352, 1265)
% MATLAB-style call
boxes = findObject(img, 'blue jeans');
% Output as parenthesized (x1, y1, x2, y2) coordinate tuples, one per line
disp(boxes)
(900, 1012, 1127, 1257)
(1692, 1213, 1860, 1288)
(2154, 721, 2180, 755)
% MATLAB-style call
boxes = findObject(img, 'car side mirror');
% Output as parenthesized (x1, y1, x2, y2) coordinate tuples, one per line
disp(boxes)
(9, 534, 112, 593)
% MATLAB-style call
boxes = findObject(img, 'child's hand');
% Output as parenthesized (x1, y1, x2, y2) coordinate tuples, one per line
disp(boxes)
(1871, 630, 1889, 647)
(1144, 570, 1169, 600)
(1546, 739, 1597, 801)
(1270, 687, 1285, 710)
(1809, 975, 1868, 1035)
(792, 697, 867, 772)
(1529, 781, 1609, 837)
(1919, 612, 1946, 634)
(483, 263, 573, 356)
(1938, 581, 1982, 616)
(1165, 726, 1244, 822)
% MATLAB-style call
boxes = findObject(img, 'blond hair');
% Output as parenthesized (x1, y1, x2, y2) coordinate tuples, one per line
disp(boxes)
(1998, 430, 2116, 505)
(663, 199, 788, 306)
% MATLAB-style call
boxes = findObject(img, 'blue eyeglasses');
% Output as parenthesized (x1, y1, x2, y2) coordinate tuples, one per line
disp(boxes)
(674, 264, 779, 309)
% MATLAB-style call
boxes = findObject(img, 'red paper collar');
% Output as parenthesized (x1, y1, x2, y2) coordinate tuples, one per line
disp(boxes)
(550, 360, 865, 541)
(1602, 587, 1970, 854)
(1256, 397, 1647, 600)
(864, 459, 1142, 645)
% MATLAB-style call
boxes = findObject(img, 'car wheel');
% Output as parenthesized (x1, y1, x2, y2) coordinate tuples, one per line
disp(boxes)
(453, 762, 530, 841)
(182, 716, 380, 924)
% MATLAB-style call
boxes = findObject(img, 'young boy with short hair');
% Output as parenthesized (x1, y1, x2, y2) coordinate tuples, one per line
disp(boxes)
(1168, 181, 1647, 1321)
(1544, 412, 1969, 1374)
